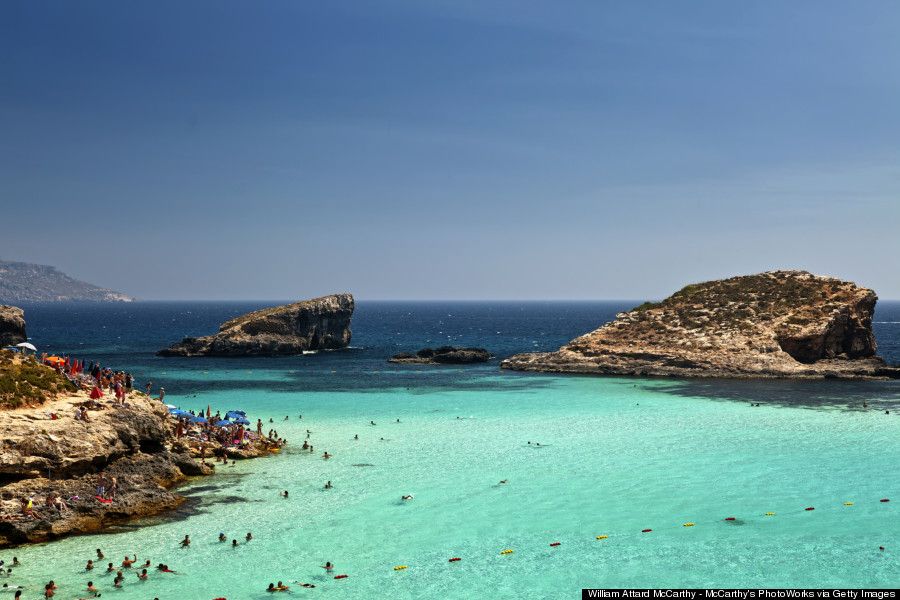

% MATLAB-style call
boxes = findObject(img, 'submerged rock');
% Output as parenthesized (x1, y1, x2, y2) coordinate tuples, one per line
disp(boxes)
(157, 294, 353, 357)
(502, 270, 896, 379)
(389, 346, 493, 364)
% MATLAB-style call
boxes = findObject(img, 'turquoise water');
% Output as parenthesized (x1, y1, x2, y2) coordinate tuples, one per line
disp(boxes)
(5, 371, 899, 598)
(5, 301, 900, 597)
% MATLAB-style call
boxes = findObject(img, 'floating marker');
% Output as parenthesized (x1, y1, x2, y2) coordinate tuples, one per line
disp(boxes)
(501, 549, 514, 554)
(550, 542, 561, 547)
(596, 535, 607, 539)
(725, 518, 736, 521)
(881, 499, 890, 502)
(394, 566, 407, 570)
(879, 547, 884, 551)
(765, 513, 775, 516)
(641, 529, 652, 533)
(448, 558, 461, 562)
(683, 523, 694, 527)
(844, 502, 853, 505)
(334, 575, 348, 579)
(805, 507, 815, 511)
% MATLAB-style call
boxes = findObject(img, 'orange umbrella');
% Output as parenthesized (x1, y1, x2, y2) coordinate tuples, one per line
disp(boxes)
(45, 356, 63, 363)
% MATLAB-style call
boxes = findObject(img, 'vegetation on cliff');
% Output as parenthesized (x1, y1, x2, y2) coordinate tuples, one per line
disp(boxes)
(0, 350, 76, 407)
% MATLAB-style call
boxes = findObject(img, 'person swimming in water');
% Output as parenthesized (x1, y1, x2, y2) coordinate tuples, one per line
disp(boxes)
(320, 561, 334, 573)
(325, 481, 332, 489)
(246, 532, 253, 541)
(232, 539, 239, 547)
(219, 532, 227, 542)
(180, 535, 190, 547)
(280, 490, 289, 498)
(292, 581, 316, 588)
(322, 452, 331, 458)
(401, 494, 414, 500)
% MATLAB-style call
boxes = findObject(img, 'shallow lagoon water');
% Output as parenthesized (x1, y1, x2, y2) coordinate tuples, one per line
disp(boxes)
(5, 302, 899, 598)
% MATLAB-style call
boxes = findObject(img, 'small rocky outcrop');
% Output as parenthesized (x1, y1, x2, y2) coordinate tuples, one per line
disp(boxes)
(0, 305, 26, 346)
(157, 294, 354, 357)
(389, 346, 493, 364)
(502, 271, 897, 379)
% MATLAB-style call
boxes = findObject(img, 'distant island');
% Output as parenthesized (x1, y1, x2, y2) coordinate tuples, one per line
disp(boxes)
(0, 260, 132, 302)
(502, 270, 900, 379)
(158, 293, 354, 357)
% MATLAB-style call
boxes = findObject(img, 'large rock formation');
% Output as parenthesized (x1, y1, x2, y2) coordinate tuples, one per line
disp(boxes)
(502, 271, 898, 379)
(0, 260, 131, 302)
(389, 346, 493, 364)
(0, 359, 279, 547)
(157, 294, 354, 357)
(0, 305, 26, 346)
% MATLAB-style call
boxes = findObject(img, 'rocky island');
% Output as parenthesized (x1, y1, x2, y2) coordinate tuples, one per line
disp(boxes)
(0, 305, 27, 346)
(389, 346, 493, 364)
(158, 293, 354, 357)
(502, 271, 899, 379)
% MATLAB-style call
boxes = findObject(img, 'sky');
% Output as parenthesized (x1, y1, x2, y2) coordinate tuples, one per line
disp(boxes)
(1, 0, 898, 300)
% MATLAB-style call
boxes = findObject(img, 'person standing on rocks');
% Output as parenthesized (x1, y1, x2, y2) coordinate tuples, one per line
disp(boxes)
(96, 474, 106, 498)
(146, 382, 152, 396)
(159, 388, 165, 402)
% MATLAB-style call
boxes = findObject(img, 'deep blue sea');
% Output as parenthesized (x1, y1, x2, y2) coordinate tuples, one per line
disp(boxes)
(5, 300, 900, 598)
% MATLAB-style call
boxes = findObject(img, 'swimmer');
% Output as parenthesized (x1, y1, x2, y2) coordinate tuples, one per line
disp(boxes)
(325, 481, 332, 489)
(277, 581, 289, 591)
(86, 560, 94, 570)
(323, 452, 331, 458)
(863, 403, 868, 408)
(87, 581, 97, 593)
(219, 532, 227, 542)
(106, 563, 115, 572)
(292, 581, 316, 588)
(354, 434, 358, 439)
(96, 549, 104, 559)
(285, 416, 289, 420)
(401, 494, 414, 500)
(137, 569, 148, 580)
(246, 532, 253, 541)
(142, 560, 151, 568)
(121, 554, 136, 568)
(180, 535, 191, 547)
(499, 479, 507, 484)
(396, 418, 400, 422)
(371, 421, 376, 425)
(232, 539, 238, 547)
(280, 490, 289, 498)
(320, 561, 334, 573)
(11, 558, 18, 567)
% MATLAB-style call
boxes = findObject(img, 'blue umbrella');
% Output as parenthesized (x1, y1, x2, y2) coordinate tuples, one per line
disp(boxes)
(233, 418, 250, 425)
(189, 416, 208, 424)
(214, 420, 233, 427)
(225, 410, 246, 419)
(169, 409, 191, 416)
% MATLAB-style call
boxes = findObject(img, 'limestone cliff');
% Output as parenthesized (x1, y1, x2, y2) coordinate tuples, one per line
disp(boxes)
(157, 294, 354, 357)
(502, 271, 897, 379)
(0, 305, 26, 346)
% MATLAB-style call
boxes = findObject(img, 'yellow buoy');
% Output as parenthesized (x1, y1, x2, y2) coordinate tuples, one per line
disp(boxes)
(765, 513, 775, 516)
(596, 535, 607, 539)
(844, 502, 853, 505)
(501, 549, 513, 554)
(394, 566, 407, 570)
(683, 523, 694, 527)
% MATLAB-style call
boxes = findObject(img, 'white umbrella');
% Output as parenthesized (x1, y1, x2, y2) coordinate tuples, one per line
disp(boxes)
(16, 342, 37, 352)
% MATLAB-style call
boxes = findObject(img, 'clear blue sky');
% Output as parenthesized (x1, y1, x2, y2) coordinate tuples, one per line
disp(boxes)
(2, 1, 898, 300)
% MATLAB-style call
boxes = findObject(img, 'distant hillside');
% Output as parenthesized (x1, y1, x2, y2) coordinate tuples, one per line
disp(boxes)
(0, 260, 132, 302)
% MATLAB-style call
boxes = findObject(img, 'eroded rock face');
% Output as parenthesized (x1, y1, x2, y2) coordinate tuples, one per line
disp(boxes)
(0, 305, 26, 346)
(501, 271, 893, 379)
(157, 294, 354, 357)
(388, 346, 493, 364)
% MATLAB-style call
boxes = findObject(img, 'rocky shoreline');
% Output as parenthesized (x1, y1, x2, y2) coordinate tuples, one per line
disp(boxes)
(0, 386, 275, 548)
(502, 271, 900, 380)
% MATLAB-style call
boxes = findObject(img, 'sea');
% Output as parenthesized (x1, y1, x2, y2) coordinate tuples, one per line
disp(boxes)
(4, 300, 900, 599)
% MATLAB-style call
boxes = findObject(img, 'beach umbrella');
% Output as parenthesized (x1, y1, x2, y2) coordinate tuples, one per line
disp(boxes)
(45, 356, 63, 363)
(214, 420, 233, 427)
(233, 418, 250, 425)
(189, 416, 208, 424)
(16, 342, 37, 352)
(225, 410, 246, 419)
(165, 404, 177, 409)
